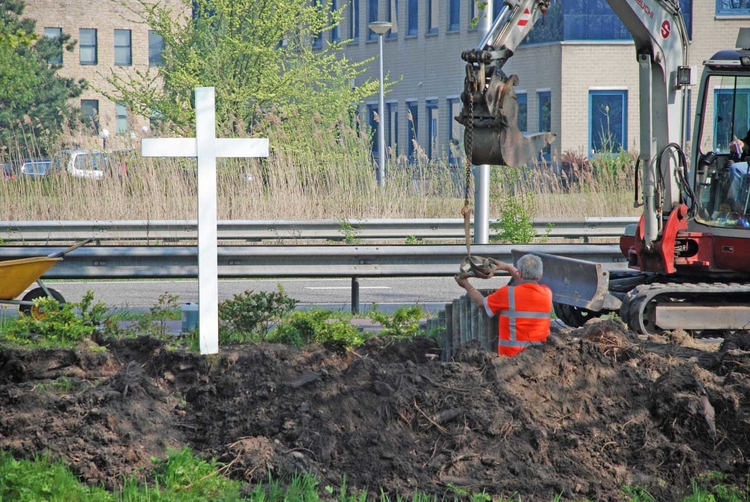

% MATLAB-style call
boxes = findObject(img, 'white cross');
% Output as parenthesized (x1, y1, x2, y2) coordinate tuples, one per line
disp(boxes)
(142, 87, 269, 354)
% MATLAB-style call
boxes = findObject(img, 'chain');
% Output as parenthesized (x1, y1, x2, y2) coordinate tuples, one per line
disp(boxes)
(463, 93, 474, 209)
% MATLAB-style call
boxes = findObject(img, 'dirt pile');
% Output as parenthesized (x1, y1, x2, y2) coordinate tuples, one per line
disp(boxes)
(0, 320, 749, 501)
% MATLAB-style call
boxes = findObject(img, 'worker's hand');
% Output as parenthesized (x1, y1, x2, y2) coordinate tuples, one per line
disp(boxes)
(730, 139, 745, 160)
(454, 275, 471, 290)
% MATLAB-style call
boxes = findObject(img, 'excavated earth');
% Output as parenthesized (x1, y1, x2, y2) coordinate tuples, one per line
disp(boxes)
(1, 320, 749, 501)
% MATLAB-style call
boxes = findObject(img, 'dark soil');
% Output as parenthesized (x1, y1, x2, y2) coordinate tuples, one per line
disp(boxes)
(1, 320, 749, 501)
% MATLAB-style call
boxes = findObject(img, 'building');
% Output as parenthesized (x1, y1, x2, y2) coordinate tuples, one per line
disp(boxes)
(22, 0, 187, 142)
(335, 0, 750, 163)
(19, 0, 750, 160)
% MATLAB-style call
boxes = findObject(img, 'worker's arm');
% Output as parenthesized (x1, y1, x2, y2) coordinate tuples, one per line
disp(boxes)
(454, 276, 486, 309)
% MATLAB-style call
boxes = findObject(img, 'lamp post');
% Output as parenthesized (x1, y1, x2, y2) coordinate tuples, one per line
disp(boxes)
(99, 129, 110, 150)
(368, 20, 391, 187)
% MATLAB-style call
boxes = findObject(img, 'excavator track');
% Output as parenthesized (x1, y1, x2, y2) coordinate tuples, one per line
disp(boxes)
(619, 282, 750, 336)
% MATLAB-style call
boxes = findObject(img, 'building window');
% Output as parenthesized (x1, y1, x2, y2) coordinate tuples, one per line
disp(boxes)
(407, 101, 418, 162)
(331, 0, 339, 41)
(387, 0, 399, 39)
(116, 102, 128, 134)
(313, 0, 323, 48)
(407, 0, 418, 35)
(114, 29, 132, 66)
(387, 102, 398, 157)
(448, 0, 460, 32)
(448, 97, 462, 165)
(716, 1, 750, 16)
(149, 31, 164, 66)
(368, 0, 378, 40)
(468, 0, 479, 31)
(517, 92, 528, 132)
(44, 27, 63, 64)
(428, 0, 439, 34)
(79, 28, 97, 65)
(81, 99, 99, 132)
(350, 0, 360, 41)
(589, 90, 627, 155)
(538, 90, 552, 160)
(367, 103, 378, 156)
(427, 100, 439, 159)
(714, 86, 750, 152)
(493, 0, 502, 20)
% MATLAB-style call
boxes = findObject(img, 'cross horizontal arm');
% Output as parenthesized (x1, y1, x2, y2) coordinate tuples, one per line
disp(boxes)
(142, 138, 269, 158)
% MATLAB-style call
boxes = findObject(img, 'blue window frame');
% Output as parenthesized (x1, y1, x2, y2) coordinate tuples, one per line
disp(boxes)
(427, 100, 439, 159)
(589, 90, 627, 155)
(331, 0, 339, 42)
(717, 1, 750, 16)
(114, 29, 132, 66)
(492, 0, 502, 20)
(538, 91, 552, 161)
(313, 0, 323, 48)
(350, 0, 359, 41)
(387, 102, 398, 157)
(468, 0, 479, 31)
(149, 31, 165, 66)
(116, 103, 128, 134)
(428, 0, 439, 34)
(407, 101, 419, 162)
(368, 103, 378, 156)
(368, 0, 378, 40)
(517, 92, 528, 132)
(448, 97, 462, 165)
(407, 0, 418, 35)
(387, 0, 399, 38)
(448, 0, 460, 32)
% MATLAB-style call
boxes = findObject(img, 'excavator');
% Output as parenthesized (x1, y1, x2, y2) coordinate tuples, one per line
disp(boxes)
(458, 0, 750, 336)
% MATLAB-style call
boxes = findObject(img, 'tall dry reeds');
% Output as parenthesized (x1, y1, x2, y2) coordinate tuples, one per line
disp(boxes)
(0, 116, 640, 222)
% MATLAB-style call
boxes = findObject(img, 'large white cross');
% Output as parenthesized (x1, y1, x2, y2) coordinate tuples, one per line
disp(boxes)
(142, 87, 269, 354)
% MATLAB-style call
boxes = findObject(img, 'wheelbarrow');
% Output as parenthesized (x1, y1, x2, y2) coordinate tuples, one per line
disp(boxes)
(0, 239, 92, 317)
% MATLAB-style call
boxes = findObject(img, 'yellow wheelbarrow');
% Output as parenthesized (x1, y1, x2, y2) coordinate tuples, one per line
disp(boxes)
(0, 239, 91, 317)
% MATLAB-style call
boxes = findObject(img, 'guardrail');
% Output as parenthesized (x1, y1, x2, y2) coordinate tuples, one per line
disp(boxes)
(0, 217, 639, 244)
(0, 243, 628, 313)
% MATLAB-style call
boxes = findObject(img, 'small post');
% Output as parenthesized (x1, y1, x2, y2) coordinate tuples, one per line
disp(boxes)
(351, 277, 360, 315)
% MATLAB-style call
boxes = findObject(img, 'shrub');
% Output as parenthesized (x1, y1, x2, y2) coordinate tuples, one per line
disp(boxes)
(219, 286, 298, 343)
(369, 306, 425, 337)
(271, 309, 363, 353)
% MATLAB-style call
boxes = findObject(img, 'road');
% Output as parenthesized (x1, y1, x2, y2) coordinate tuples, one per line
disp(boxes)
(5, 277, 512, 315)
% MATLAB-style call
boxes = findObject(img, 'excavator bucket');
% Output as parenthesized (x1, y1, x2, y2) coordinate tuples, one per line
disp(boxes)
(466, 74, 556, 167)
(511, 249, 610, 311)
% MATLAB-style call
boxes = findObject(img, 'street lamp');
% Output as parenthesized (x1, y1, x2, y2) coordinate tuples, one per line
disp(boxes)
(99, 129, 110, 150)
(368, 20, 391, 187)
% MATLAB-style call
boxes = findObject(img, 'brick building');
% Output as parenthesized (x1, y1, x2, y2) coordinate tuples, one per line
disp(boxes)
(22, 0, 186, 140)
(336, 0, 750, 162)
(19, 0, 750, 160)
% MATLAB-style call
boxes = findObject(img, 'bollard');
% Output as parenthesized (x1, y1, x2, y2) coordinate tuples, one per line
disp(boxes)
(181, 302, 199, 333)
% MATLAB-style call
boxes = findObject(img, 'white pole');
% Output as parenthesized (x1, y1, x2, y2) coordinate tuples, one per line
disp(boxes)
(473, 1, 492, 244)
(377, 32, 386, 187)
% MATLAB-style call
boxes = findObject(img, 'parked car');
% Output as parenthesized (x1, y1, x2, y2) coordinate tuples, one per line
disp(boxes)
(53, 149, 112, 180)
(17, 158, 56, 179)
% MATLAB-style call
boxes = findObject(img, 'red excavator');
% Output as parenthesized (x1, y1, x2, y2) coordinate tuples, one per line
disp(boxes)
(459, 0, 750, 335)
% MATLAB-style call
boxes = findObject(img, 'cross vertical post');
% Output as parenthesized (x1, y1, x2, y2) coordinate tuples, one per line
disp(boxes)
(142, 87, 269, 354)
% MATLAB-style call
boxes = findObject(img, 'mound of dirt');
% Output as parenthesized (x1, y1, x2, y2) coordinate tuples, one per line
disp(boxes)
(1, 319, 749, 501)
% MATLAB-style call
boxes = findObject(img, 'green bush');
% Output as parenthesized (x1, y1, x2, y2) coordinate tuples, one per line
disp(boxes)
(2, 291, 107, 347)
(271, 309, 363, 353)
(219, 286, 298, 343)
(369, 306, 425, 337)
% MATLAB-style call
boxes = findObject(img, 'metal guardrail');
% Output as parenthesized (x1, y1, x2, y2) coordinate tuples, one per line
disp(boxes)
(0, 244, 627, 279)
(0, 217, 639, 244)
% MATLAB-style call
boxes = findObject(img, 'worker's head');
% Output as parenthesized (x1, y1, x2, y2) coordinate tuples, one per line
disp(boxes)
(516, 254, 543, 281)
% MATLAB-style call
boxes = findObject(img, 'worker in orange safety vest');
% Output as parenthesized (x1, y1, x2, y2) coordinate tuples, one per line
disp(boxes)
(454, 254, 553, 356)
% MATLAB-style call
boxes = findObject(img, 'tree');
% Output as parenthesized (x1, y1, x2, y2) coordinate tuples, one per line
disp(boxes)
(0, 0, 84, 158)
(107, 0, 379, 139)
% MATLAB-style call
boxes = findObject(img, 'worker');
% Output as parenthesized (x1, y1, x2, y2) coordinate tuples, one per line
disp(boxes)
(724, 135, 750, 220)
(454, 254, 553, 357)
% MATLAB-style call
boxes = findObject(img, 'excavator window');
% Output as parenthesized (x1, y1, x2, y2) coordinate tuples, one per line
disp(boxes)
(695, 74, 750, 229)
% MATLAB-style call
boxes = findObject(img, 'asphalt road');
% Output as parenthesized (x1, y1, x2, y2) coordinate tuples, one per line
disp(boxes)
(6, 276, 513, 315)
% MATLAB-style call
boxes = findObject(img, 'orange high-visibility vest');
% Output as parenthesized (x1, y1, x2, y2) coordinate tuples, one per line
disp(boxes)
(485, 282, 552, 357)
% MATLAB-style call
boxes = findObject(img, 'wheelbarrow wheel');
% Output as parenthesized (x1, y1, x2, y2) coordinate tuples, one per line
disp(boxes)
(20, 287, 65, 319)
